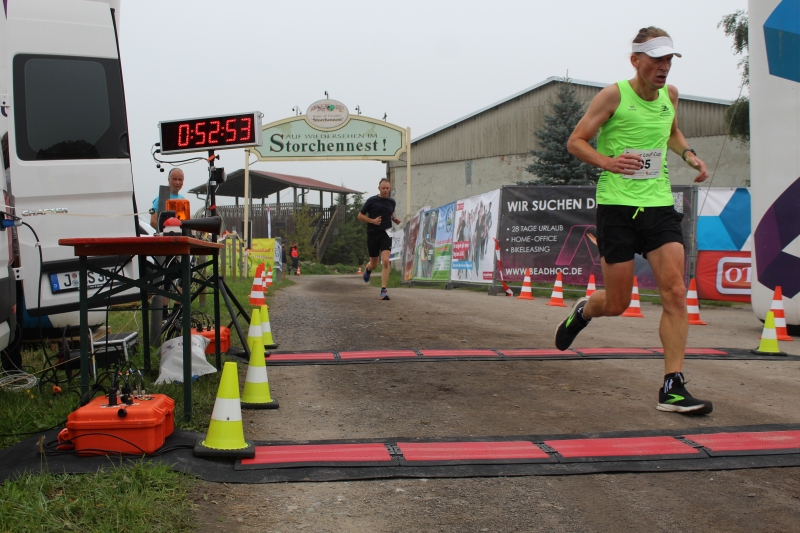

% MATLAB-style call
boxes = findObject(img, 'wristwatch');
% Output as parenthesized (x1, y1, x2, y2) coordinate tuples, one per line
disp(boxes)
(681, 148, 697, 161)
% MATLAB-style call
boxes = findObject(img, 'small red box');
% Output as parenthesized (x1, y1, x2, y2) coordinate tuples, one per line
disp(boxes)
(58, 394, 175, 456)
(191, 326, 230, 354)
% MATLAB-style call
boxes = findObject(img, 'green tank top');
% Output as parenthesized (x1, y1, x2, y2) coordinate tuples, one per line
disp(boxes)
(595, 80, 675, 206)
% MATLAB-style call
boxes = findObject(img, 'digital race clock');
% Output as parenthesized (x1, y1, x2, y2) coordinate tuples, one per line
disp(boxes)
(158, 111, 263, 155)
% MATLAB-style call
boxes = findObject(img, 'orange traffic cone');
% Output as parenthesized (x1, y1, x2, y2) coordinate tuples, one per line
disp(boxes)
(585, 274, 596, 298)
(621, 276, 645, 318)
(296, 266, 301, 276)
(518, 268, 535, 300)
(546, 272, 566, 307)
(261, 263, 268, 296)
(686, 278, 706, 325)
(357, 266, 362, 275)
(766, 286, 793, 341)
(266, 266, 273, 287)
(249, 273, 265, 306)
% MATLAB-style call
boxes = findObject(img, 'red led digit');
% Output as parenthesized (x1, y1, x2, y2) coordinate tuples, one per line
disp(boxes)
(177, 124, 190, 147)
(208, 120, 221, 144)
(225, 119, 237, 142)
(240, 117, 252, 141)
(194, 121, 206, 145)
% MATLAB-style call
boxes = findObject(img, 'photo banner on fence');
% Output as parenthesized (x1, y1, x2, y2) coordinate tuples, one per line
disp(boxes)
(497, 186, 692, 290)
(247, 238, 277, 276)
(402, 208, 426, 282)
(411, 203, 455, 280)
(450, 190, 500, 284)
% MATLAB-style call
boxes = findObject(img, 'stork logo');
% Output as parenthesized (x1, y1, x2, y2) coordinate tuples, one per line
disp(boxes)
(754, 176, 800, 298)
(305, 99, 349, 130)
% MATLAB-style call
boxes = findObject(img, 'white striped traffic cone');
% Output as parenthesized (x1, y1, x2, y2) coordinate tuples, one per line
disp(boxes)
(766, 286, 793, 341)
(687, 278, 706, 325)
(518, 268, 534, 300)
(266, 266, 273, 287)
(546, 272, 566, 307)
(621, 276, 644, 318)
(249, 273, 265, 306)
(260, 304, 278, 350)
(585, 274, 596, 298)
(246, 308, 263, 352)
(241, 335, 279, 409)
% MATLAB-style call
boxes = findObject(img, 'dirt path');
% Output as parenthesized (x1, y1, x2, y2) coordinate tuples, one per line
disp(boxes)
(194, 276, 800, 533)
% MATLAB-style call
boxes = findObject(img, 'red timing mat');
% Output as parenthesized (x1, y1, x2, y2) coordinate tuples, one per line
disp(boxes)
(500, 349, 579, 357)
(685, 431, 800, 455)
(338, 350, 418, 360)
(266, 352, 335, 362)
(576, 348, 655, 355)
(420, 349, 498, 357)
(397, 441, 550, 462)
(241, 443, 393, 468)
(545, 436, 701, 460)
(649, 348, 729, 356)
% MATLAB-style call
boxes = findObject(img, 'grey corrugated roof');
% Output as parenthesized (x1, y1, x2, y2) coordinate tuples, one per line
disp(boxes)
(412, 77, 733, 144)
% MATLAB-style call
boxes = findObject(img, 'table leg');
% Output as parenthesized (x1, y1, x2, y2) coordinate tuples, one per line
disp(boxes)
(138, 254, 151, 371)
(79, 256, 89, 397)
(182, 253, 192, 421)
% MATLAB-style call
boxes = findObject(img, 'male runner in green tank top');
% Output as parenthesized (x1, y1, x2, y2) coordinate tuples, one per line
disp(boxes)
(556, 27, 712, 415)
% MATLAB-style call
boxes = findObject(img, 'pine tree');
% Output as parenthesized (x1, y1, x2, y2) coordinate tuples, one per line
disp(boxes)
(522, 79, 600, 185)
(283, 204, 317, 262)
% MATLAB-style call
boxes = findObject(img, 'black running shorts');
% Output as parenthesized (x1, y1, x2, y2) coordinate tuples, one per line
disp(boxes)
(595, 205, 684, 264)
(367, 231, 392, 258)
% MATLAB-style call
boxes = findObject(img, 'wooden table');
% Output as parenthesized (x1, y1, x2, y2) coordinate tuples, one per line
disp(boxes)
(59, 236, 224, 420)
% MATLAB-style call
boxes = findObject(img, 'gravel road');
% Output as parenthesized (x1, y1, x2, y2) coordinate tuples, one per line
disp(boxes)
(194, 275, 800, 533)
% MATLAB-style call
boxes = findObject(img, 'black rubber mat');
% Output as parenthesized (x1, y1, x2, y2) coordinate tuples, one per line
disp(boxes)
(262, 348, 800, 365)
(3, 425, 800, 484)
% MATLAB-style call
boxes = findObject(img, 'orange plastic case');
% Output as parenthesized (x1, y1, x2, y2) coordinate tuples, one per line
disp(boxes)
(58, 394, 175, 456)
(191, 326, 230, 354)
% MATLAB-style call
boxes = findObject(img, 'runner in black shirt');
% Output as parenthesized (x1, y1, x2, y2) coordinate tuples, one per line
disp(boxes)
(358, 178, 401, 300)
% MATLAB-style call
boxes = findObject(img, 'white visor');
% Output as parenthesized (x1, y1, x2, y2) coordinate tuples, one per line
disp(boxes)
(632, 36, 682, 58)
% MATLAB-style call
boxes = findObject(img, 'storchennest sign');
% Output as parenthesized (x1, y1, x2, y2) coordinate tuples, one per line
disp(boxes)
(252, 99, 408, 162)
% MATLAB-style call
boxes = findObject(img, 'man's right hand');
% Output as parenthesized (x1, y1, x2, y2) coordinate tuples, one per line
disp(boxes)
(603, 153, 642, 176)
(372, 216, 382, 225)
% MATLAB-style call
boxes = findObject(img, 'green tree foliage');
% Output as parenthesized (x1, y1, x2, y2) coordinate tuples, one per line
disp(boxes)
(282, 204, 317, 261)
(323, 192, 369, 266)
(522, 79, 600, 185)
(719, 10, 749, 143)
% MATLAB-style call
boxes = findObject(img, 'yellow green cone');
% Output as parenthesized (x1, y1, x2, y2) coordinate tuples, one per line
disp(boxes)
(241, 335, 279, 409)
(261, 305, 278, 349)
(753, 311, 786, 355)
(246, 308, 262, 352)
(194, 362, 255, 457)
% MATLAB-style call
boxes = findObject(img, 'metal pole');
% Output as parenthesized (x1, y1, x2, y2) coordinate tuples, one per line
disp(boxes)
(213, 249, 221, 370)
(79, 256, 89, 396)
(406, 126, 411, 220)
(181, 253, 192, 421)
(244, 149, 251, 255)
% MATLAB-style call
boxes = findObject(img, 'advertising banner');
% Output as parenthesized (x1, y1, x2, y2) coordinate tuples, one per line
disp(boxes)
(402, 210, 423, 282)
(749, 0, 800, 325)
(497, 186, 692, 290)
(411, 202, 455, 280)
(390, 230, 404, 261)
(450, 190, 500, 284)
(697, 187, 751, 251)
(247, 238, 277, 276)
(696, 251, 751, 303)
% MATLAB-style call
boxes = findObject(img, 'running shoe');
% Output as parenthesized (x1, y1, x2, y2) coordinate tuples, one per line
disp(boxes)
(657, 373, 713, 415)
(380, 288, 390, 300)
(554, 297, 590, 351)
(363, 267, 371, 283)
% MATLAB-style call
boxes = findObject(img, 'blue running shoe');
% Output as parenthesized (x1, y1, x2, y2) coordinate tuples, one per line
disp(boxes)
(380, 288, 390, 300)
(363, 267, 371, 283)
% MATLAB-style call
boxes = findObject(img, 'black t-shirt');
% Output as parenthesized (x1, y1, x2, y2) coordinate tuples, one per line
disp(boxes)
(361, 195, 396, 234)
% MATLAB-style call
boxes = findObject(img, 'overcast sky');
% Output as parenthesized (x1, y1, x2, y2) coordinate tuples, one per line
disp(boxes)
(118, 0, 748, 212)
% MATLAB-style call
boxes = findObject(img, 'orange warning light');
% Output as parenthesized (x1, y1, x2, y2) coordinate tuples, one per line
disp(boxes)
(166, 199, 191, 221)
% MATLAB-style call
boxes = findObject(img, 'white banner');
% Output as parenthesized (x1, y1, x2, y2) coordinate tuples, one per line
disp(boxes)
(390, 230, 404, 261)
(450, 189, 500, 284)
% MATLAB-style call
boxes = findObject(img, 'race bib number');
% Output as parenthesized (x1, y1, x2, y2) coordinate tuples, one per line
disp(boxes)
(623, 148, 663, 179)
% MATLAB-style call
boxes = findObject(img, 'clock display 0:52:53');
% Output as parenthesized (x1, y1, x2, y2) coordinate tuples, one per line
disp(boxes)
(159, 112, 262, 154)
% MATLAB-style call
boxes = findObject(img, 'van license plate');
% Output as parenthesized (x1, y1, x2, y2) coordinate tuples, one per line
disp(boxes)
(49, 270, 115, 294)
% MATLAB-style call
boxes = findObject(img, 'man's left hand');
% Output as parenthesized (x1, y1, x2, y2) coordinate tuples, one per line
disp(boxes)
(687, 155, 709, 183)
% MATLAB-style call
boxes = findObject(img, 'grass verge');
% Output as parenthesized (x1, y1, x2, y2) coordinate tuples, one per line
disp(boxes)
(0, 463, 195, 533)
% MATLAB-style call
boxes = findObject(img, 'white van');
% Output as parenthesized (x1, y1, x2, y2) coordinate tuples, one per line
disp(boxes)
(2, 0, 140, 363)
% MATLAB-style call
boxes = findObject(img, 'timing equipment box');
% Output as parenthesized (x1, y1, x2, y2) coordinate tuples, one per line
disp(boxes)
(192, 326, 231, 354)
(57, 394, 175, 456)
